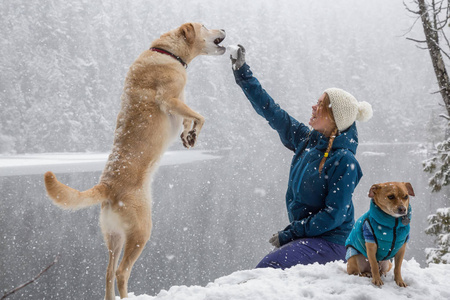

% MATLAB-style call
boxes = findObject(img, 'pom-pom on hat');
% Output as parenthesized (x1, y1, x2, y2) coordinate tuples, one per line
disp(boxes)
(324, 88, 373, 132)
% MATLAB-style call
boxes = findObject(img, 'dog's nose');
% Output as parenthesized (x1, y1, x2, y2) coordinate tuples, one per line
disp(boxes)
(397, 206, 407, 215)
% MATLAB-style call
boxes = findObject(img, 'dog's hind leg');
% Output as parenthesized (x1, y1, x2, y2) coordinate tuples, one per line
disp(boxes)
(346, 256, 360, 275)
(116, 230, 150, 299)
(104, 233, 124, 300)
(379, 260, 392, 276)
(347, 254, 371, 276)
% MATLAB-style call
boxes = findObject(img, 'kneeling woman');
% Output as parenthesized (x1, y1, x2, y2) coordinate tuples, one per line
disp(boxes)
(230, 46, 373, 269)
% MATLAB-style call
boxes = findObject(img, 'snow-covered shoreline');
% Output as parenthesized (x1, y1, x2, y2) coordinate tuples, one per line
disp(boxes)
(122, 260, 450, 300)
(0, 150, 222, 177)
(0, 142, 426, 177)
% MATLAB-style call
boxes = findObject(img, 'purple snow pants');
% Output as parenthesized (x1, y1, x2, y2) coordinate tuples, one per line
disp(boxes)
(256, 237, 346, 269)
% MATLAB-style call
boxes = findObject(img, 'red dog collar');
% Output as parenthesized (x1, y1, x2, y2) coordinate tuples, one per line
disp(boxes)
(150, 47, 187, 69)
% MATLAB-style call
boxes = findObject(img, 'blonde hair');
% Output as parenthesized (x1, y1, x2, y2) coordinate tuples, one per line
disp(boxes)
(318, 93, 338, 174)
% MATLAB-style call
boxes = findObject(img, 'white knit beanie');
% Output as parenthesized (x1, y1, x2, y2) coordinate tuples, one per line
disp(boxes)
(324, 88, 373, 132)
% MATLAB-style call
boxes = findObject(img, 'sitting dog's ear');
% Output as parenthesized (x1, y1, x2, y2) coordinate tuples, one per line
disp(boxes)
(368, 184, 380, 198)
(180, 23, 196, 44)
(404, 182, 415, 197)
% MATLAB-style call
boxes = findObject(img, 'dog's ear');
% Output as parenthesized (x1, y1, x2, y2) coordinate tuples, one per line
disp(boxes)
(179, 23, 196, 44)
(404, 182, 415, 197)
(368, 184, 380, 198)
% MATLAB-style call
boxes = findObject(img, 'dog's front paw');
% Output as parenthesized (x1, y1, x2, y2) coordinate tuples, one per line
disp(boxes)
(395, 277, 407, 288)
(180, 132, 190, 148)
(372, 277, 384, 287)
(186, 129, 197, 147)
(180, 129, 197, 148)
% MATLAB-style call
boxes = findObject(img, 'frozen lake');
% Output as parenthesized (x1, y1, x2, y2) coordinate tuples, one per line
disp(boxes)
(0, 144, 444, 299)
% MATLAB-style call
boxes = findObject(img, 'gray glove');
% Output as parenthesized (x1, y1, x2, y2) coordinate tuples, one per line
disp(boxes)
(269, 233, 280, 248)
(230, 44, 246, 71)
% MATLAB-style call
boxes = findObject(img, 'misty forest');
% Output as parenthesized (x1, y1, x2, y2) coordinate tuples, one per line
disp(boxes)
(1, 0, 449, 299)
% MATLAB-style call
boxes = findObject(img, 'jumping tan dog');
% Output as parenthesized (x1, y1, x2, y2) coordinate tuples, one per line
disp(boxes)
(345, 182, 415, 287)
(44, 23, 225, 300)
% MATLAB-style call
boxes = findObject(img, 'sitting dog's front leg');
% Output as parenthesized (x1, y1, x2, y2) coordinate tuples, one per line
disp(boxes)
(394, 243, 407, 287)
(366, 242, 383, 286)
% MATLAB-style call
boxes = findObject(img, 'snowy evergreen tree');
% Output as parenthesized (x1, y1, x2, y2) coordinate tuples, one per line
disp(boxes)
(425, 207, 450, 264)
(423, 136, 450, 193)
(423, 135, 450, 264)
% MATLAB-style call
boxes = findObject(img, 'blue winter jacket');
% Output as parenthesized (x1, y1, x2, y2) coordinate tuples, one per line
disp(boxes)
(345, 200, 411, 261)
(234, 63, 362, 246)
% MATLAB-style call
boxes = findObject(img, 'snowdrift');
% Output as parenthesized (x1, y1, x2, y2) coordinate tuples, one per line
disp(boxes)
(123, 260, 449, 300)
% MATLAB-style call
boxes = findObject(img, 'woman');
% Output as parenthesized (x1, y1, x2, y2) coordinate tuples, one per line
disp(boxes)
(230, 46, 373, 269)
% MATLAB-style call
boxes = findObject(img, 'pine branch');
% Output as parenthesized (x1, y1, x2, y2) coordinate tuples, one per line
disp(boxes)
(416, 44, 432, 50)
(431, 88, 446, 94)
(440, 113, 450, 120)
(406, 37, 428, 43)
(403, 0, 421, 14)
(1, 255, 60, 300)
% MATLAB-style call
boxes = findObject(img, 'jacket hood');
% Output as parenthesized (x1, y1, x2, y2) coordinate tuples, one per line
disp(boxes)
(312, 122, 359, 155)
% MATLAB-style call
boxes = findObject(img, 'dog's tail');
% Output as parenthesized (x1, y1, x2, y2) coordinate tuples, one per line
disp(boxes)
(44, 171, 109, 210)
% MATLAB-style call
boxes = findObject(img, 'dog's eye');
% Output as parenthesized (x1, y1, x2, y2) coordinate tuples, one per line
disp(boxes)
(403, 195, 408, 200)
(387, 195, 395, 200)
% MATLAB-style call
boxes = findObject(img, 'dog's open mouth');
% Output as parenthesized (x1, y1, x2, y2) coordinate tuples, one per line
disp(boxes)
(214, 37, 225, 46)
(207, 33, 226, 55)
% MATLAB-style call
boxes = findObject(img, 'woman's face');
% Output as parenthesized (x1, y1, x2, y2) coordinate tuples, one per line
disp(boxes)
(309, 93, 335, 137)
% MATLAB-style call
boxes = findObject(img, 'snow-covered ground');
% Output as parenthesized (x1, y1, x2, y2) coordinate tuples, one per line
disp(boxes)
(2, 149, 447, 300)
(0, 150, 221, 176)
(123, 260, 450, 300)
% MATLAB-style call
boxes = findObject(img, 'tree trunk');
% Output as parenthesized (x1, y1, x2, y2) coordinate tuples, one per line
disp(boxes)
(418, 0, 450, 132)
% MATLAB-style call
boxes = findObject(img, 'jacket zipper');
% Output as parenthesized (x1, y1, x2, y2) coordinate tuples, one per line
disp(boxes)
(382, 218, 399, 261)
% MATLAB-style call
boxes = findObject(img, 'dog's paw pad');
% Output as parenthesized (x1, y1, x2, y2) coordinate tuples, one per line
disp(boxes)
(180, 133, 190, 148)
(187, 130, 197, 147)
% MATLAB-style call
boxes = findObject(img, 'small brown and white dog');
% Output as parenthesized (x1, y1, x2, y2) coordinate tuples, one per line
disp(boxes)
(44, 23, 225, 300)
(345, 182, 415, 287)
